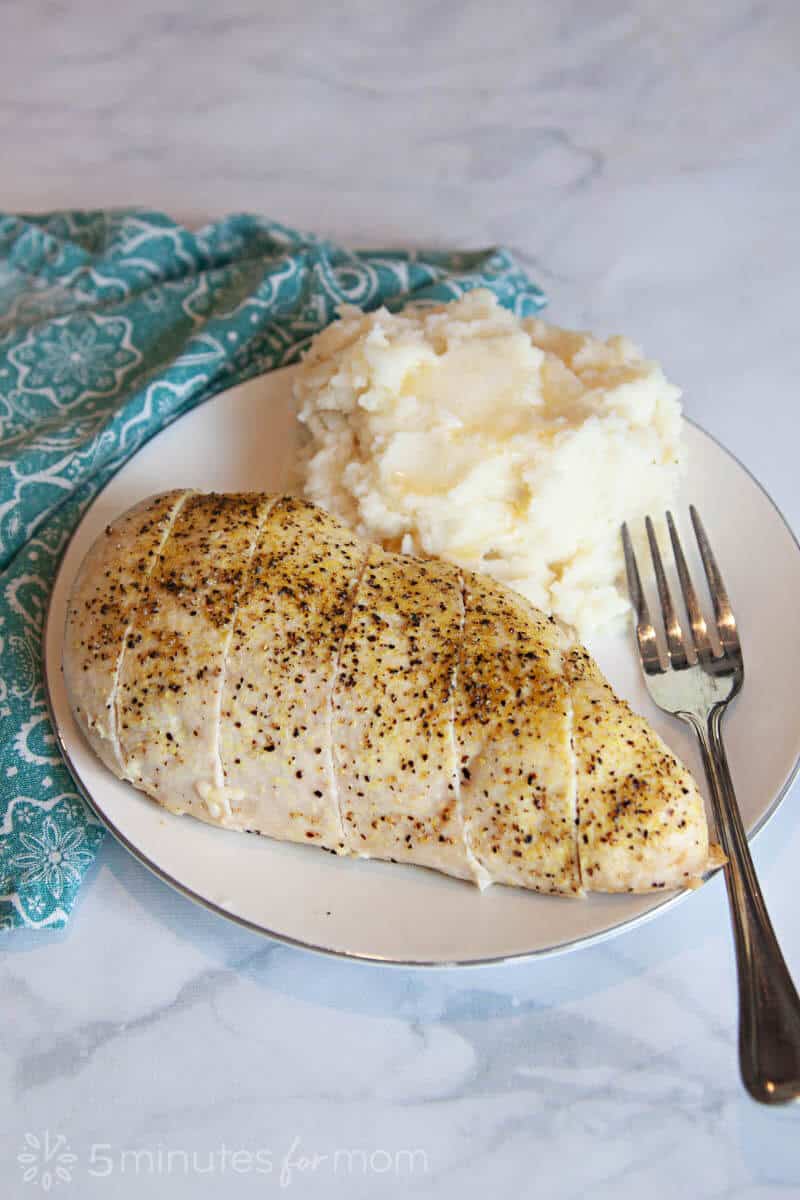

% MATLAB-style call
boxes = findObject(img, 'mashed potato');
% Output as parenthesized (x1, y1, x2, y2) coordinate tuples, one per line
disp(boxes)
(294, 290, 683, 634)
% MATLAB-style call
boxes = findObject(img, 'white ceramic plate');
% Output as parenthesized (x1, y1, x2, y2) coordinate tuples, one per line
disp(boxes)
(45, 367, 800, 965)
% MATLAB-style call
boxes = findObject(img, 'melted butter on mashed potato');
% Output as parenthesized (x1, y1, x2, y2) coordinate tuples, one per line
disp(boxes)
(294, 289, 683, 635)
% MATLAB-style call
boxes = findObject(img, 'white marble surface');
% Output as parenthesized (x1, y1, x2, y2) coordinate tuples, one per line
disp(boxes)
(3, 1, 800, 1196)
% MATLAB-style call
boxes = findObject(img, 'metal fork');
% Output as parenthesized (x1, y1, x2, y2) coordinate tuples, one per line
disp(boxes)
(622, 506, 800, 1105)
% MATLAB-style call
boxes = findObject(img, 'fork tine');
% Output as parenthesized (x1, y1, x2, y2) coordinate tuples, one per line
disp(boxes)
(621, 522, 663, 674)
(645, 516, 689, 668)
(690, 505, 740, 656)
(666, 511, 712, 661)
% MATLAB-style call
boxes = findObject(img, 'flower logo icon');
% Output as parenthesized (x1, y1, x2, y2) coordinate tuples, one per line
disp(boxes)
(17, 1131, 77, 1189)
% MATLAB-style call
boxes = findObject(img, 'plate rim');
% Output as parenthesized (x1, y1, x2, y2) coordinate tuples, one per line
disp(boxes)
(42, 374, 800, 968)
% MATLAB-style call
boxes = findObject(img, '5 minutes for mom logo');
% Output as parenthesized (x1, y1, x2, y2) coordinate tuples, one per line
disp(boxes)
(17, 1132, 77, 1190)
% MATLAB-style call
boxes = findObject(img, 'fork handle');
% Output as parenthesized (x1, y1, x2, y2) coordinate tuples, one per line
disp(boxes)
(690, 707, 800, 1105)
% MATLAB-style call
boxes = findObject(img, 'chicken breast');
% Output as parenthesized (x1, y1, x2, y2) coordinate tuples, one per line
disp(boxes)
(117, 493, 273, 819)
(332, 544, 481, 882)
(63, 489, 191, 776)
(219, 496, 365, 849)
(65, 491, 718, 895)
(455, 572, 582, 895)
(565, 646, 712, 891)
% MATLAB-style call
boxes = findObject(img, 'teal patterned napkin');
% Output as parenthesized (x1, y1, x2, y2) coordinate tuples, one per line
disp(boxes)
(0, 209, 545, 931)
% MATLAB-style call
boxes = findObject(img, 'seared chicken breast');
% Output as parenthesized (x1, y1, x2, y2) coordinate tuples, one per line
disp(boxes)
(64, 491, 717, 895)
